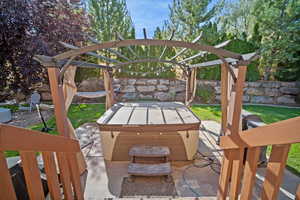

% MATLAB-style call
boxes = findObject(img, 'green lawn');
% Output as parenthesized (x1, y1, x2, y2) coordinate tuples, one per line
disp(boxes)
(3, 103, 300, 175)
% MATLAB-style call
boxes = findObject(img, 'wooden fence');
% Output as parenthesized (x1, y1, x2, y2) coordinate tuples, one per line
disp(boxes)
(0, 124, 83, 200)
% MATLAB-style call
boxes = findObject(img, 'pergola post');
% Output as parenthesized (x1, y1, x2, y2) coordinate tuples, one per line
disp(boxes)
(103, 69, 115, 110)
(185, 68, 197, 106)
(47, 68, 87, 175)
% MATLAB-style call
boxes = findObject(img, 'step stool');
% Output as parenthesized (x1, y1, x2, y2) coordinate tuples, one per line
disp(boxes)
(128, 145, 172, 182)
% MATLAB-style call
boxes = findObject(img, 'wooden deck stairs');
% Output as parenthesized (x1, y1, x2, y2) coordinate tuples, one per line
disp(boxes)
(128, 145, 172, 180)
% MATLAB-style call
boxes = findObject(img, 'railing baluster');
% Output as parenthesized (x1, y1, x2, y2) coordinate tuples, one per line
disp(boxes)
(229, 149, 244, 200)
(240, 147, 261, 200)
(20, 151, 45, 200)
(0, 151, 17, 200)
(42, 152, 62, 200)
(56, 152, 73, 200)
(68, 153, 84, 200)
(261, 144, 290, 200)
(217, 150, 233, 200)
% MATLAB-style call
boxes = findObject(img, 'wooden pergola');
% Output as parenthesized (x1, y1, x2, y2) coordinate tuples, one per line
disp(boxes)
(1, 35, 299, 200)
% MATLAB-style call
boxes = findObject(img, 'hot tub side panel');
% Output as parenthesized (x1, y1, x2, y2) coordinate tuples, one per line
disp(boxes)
(99, 130, 199, 161)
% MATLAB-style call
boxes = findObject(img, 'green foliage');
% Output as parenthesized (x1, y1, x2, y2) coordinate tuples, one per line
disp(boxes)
(197, 39, 260, 81)
(195, 85, 216, 103)
(220, 0, 300, 81)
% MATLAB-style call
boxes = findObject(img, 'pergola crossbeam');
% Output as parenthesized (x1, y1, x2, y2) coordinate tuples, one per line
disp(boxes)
(59, 42, 121, 64)
(190, 52, 257, 68)
(180, 40, 231, 63)
(34, 55, 112, 70)
(116, 32, 139, 58)
(86, 36, 132, 61)
(169, 32, 203, 60)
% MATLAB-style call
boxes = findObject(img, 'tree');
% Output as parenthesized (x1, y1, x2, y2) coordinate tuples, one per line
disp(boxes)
(166, 0, 224, 41)
(88, 0, 134, 45)
(250, 0, 300, 80)
(0, 0, 88, 95)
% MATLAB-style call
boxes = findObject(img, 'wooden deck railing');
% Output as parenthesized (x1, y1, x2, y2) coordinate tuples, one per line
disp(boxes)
(218, 116, 300, 200)
(0, 124, 83, 200)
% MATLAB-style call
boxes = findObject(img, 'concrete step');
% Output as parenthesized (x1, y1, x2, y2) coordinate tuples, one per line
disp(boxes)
(128, 162, 171, 176)
(129, 145, 170, 158)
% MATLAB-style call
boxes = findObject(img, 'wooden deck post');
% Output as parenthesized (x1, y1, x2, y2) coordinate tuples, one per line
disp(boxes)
(217, 65, 247, 200)
(185, 68, 197, 106)
(103, 69, 115, 110)
(48, 68, 87, 174)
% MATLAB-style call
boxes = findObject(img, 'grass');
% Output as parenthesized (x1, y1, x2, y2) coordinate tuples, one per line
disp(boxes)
(191, 104, 300, 175)
(4, 103, 300, 175)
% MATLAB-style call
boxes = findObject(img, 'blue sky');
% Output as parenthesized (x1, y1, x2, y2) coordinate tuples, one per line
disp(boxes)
(126, 0, 173, 38)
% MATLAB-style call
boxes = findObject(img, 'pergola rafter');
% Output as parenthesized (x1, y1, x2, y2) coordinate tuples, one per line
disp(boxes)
(169, 32, 203, 61)
(86, 36, 132, 61)
(116, 32, 139, 58)
(59, 41, 121, 64)
(179, 40, 231, 63)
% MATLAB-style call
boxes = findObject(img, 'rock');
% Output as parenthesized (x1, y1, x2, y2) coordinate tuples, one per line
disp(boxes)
(175, 92, 185, 102)
(175, 80, 185, 85)
(41, 92, 52, 101)
(265, 88, 280, 97)
(215, 86, 221, 95)
(250, 96, 274, 104)
(201, 80, 218, 87)
(157, 85, 168, 92)
(160, 79, 170, 85)
(169, 84, 185, 93)
(121, 85, 135, 93)
(37, 84, 50, 92)
(277, 95, 296, 104)
(262, 82, 280, 88)
(137, 86, 155, 92)
(120, 79, 127, 85)
(154, 92, 172, 101)
(248, 82, 262, 88)
(139, 94, 153, 99)
(243, 95, 250, 102)
(147, 79, 157, 85)
(78, 78, 104, 92)
(279, 87, 300, 95)
(169, 80, 176, 86)
(128, 79, 136, 85)
(136, 79, 147, 85)
(122, 93, 137, 100)
(113, 79, 121, 84)
(215, 95, 221, 102)
(247, 88, 264, 96)
(280, 82, 296, 87)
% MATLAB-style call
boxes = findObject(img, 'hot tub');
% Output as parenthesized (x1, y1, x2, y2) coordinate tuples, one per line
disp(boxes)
(97, 102, 201, 161)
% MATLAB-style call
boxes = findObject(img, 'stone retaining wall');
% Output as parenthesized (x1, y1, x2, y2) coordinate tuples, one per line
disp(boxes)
(199, 80, 300, 105)
(37, 78, 300, 105)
